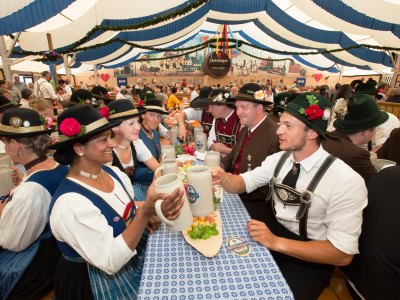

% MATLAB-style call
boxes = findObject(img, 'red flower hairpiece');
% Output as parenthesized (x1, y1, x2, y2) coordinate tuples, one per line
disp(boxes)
(59, 118, 84, 137)
(299, 94, 326, 121)
(99, 106, 110, 119)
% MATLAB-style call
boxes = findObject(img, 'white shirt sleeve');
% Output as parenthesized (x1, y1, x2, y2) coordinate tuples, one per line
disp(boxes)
(158, 123, 168, 138)
(64, 85, 72, 94)
(0, 181, 50, 251)
(50, 167, 137, 275)
(184, 108, 202, 121)
(134, 139, 153, 162)
(240, 152, 281, 193)
(372, 112, 400, 147)
(324, 168, 367, 254)
(207, 119, 217, 148)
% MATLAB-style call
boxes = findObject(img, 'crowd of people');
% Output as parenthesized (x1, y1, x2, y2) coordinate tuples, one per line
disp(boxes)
(0, 73, 399, 300)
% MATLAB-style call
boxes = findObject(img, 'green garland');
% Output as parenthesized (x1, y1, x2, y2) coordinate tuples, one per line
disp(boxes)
(135, 46, 207, 61)
(240, 49, 294, 62)
(12, 0, 210, 56)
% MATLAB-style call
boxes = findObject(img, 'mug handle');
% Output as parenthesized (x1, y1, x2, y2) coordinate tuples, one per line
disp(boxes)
(161, 154, 167, 161)
(154, 166, 164, 178)
(155, 200, 175, 226)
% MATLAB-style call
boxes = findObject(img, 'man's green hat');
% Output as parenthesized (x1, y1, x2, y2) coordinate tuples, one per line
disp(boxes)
(282, 92, 332, 138)
(333, 94, 388, 132)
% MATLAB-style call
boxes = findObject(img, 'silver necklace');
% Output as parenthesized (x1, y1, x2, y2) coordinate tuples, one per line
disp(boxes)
(79, 170, 104, 182)
(116, 143, 130, 149)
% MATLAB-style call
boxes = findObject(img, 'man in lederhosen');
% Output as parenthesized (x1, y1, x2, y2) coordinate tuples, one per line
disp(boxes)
(212, 93, 367, 299)
(191, 88, 240, 156)
(220, 83, 280, 222)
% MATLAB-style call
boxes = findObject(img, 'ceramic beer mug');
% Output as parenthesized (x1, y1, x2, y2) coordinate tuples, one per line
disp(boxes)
(0, 167, 14, 199)
(193, 126, 204, 136)
(154, 174, 193, 231)
(204, 151, 221, 167)
(161, 145, 176, 161)
(169, 126, 179, 144)
(195, 133, 207, 153)
(0, 153, 13, 167)
(154, 159, 178, 177)
(186, 165, 214, 216)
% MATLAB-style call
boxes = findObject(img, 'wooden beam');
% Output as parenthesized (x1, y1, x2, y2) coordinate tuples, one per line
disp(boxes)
(46, 33, 58, 86)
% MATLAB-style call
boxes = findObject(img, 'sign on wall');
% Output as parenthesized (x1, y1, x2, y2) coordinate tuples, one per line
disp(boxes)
(117, 77, 128, 87)
(296, 77, 306, 87)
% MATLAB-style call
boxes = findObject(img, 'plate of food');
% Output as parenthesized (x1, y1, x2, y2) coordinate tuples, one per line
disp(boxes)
(182, 210, 223, 258)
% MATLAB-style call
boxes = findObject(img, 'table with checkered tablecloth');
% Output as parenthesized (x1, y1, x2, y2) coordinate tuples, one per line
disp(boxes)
(138, 192, 294, 300)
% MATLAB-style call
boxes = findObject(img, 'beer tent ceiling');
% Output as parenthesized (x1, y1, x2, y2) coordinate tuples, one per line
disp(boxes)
(1, 0, 399, 74)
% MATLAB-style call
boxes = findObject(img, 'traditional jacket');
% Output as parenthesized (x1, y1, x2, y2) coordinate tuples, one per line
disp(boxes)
(201, 111, 214, 135)
(322, 130, 377, 182)
(215, 111, 240, 148)
(221, 117, 280, 221)
(134, 128, 161, 186)
(112, 143, 139, 184)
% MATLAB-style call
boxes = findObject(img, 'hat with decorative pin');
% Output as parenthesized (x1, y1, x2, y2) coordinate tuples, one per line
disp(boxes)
(234, 83, 273, 106)
(333, 94, 388, 132)
(48, 105, 121, 149)
(190, 88, 234, 108)
(106, 99, 146, 121)
(0, 107, 53, 138)
(282, 92, 332, 138)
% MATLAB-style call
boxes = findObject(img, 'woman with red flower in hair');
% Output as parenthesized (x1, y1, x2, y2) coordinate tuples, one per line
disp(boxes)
(48, 105, 183, 300)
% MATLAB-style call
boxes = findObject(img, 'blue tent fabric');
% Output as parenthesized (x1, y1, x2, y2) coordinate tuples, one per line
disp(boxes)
(0, 0, 74, 35)
(0, 0, 397, 71)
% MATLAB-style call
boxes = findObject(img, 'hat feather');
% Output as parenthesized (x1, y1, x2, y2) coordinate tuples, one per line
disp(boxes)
(334, 98, 348, 120)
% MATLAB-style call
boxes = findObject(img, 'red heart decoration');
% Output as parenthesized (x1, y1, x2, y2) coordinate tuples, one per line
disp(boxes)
(100, 73, 110, 82)
(313, 73, 323, 82)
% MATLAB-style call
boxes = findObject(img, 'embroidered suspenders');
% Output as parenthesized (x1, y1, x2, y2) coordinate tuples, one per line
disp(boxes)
(267, 151, 336, 239)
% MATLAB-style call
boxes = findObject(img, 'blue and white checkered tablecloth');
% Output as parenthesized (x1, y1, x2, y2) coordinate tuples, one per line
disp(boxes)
(138, 192, 294, 300)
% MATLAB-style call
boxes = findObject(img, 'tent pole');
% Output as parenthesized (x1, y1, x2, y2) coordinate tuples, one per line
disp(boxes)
(388, 51, 399, 88)
(63, 54, 72, 80)
(93, 64, 98, 85)
(46, 33, 59, 86)
(338, 65, 344, 84)
(6, 32, 21, 58)
(0, 36, 12, 80)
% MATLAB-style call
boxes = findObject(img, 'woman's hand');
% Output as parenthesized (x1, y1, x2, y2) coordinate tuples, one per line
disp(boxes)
(11, 166, 24, 186)
(160, 188, 184, 221)
(142, 184, 184, 220)
(146, 215, 161, 234)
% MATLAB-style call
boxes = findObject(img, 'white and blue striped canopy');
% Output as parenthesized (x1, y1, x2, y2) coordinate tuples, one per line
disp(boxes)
(1, 0, 399, 73)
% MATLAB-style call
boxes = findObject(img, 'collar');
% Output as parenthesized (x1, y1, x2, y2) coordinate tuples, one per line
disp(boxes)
(249, 115, 267, 133)
(288, 145, 326, 173)
(223, 109, 235, 121)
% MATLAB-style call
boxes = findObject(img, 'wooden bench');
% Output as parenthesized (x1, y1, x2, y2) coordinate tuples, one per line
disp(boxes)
(377, 101, 400, 119)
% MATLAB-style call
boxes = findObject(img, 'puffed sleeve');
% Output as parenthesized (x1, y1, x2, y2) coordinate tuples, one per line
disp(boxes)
(0, 182, 50, 251)
(50, 192, 136, 275)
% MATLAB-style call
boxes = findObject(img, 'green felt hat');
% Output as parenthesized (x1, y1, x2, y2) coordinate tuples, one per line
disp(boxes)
(333, 94, 388, 132)
(283, 93, 332, 138)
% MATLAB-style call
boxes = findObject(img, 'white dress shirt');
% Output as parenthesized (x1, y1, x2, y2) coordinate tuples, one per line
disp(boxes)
(241, 146, 367, 254)
(33, 78, 57, 99)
